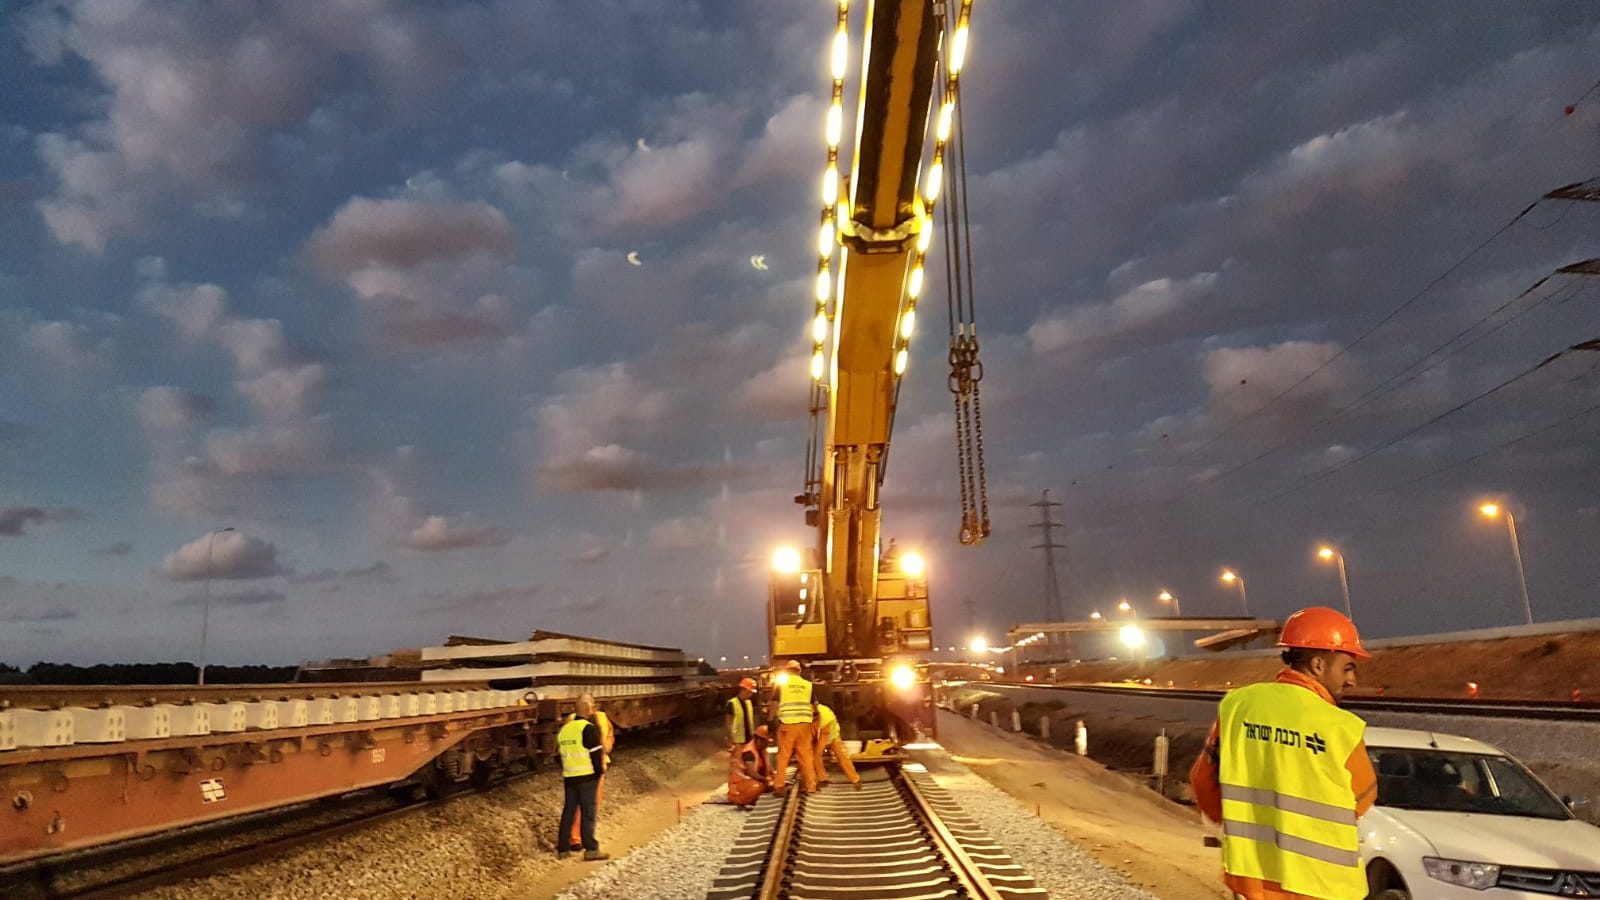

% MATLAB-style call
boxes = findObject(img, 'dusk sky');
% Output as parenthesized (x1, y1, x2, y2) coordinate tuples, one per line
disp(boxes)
(2, 2, 1598, 668)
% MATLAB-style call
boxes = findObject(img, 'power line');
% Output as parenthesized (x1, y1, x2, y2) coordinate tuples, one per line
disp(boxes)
(1252, 336, 1600, 506)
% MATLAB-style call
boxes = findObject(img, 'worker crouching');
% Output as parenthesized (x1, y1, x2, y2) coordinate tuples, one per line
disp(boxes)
(728, 725, 772, 807)
(771, 659, 818, 794)
(1190, 606, 1377, 899)
(812, 700, 860, 789)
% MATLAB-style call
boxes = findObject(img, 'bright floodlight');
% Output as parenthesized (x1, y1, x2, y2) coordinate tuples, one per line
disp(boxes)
(1119, 624, 1146, 649)
(900, 551, 926, 578)
(889, 664, 917, 690)
(1220, 569, 1238, 583)
(1157, 590, 1174, 602)
(970, 635, 988, 654)
(1117, 599, 1132, 612)
(1089, 611, 1102, 620)
(1318, 546, 1336, 561)
(772, 546, 802, 574)
(1479, 503, 1501, 518)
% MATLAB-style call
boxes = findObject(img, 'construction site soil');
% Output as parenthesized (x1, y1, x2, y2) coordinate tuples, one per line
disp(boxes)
(1028, 629, 1600, 701)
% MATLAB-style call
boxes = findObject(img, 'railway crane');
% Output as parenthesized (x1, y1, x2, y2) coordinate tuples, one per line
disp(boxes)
(767, 0, 987, 753)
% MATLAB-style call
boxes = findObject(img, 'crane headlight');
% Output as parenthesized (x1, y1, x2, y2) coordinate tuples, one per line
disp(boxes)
(889, 664, 917, 691)
(899, 551, 925, 578)
(775, 671, 791, 686)
(772, 546, 802, 574)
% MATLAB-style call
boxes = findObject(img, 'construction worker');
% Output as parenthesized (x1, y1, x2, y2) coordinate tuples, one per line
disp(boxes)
(812, 700, 860, 789)
(1190, 607, 1378, 900)
(727, 733, 768, 807)
(770, 659, 818, 794)
(556, 694, 609, 861)
(567, 693, 614, 852)
(727, 677, 758, 748)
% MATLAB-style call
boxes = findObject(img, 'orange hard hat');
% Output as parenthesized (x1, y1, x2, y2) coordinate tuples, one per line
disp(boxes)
(783, 659, 802, 672)
(1278, 606, 1370, 659)
(738, 677, 757, 691)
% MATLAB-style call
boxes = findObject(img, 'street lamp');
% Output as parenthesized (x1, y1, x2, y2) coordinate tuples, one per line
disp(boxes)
(1157, 590, 1180, 617)
(1220, 568, 1250, 616)
(1316, 546, 1353, 619)
(1478, 502, 1533, 625)
(1117, 598, 1134, 615)
(1119, 624, 1147, 670)
(197, 526, 235, 686)
(970, 635, 988, 655)
(1089, 610, 1102, 620)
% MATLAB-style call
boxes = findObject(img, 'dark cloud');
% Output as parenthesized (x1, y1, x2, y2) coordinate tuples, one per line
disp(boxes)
(0, 606, 78, 624)
(134, 386, 216, 432)
(0, 420, 28, 443)
(397, 515, 511, 552)
(173, 588, 287, 608)
(89, 541, 134, 557)
(307, 198, 515, 275)
(0, 504, 80, 537)
(159, 531, 285, 581)
(289, 561, 394, 585)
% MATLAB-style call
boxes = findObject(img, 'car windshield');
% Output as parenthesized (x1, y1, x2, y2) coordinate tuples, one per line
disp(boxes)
(1369, 747, 1571, 820)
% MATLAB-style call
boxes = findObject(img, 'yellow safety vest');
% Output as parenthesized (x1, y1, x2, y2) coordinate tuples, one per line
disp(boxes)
(1218, 682, 1367, 900)
(595, 710, 613, 767)
(778, 676, 814, 724)
(558, 717, 596, 778)
(816, 703, 839, 742)
(727, 695, 755, 743)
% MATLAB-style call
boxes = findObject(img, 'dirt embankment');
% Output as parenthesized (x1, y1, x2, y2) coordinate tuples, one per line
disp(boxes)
(1028, 630, 1600, 701)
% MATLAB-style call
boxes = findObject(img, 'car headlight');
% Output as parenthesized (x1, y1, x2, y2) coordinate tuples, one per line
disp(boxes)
(1423, 857, 1500, 890)
(889, 665, 916, 690)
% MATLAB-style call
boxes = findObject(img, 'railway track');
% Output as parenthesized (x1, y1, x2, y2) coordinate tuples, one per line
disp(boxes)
(988, 682, 1600, 722)
(709, 763, 1044, 900)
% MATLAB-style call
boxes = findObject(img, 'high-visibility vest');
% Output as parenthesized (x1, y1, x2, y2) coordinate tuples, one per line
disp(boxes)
(778, 676, 814, 724)
(816, 703, 839, 742)
(558, 717, 596, 778)
(727, 695, 755, 743)
(1218, 682, 1367, 900)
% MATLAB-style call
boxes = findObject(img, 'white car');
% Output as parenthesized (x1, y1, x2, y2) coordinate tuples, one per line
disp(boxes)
(1360, 726, 1600, 898)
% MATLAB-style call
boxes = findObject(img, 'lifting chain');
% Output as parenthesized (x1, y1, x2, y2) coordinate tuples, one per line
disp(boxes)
(948, 332, 989, 545)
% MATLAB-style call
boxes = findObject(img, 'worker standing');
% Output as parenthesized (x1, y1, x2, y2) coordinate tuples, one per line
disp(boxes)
(1189, 607, 1377, 899)
(567, 693, 614, 853)
(556, 694, 610, 861)
(770, 659, 818, 794)
(727, 677, 758, 748)
(812, 700, 861, 789)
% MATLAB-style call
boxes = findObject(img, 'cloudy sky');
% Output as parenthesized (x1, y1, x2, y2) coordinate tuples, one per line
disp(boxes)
(2, 1, 1598, 668)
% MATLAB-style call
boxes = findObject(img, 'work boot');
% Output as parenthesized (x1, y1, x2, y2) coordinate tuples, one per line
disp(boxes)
(568, 842, 583, 851)
(557, 851, 571, 859)
(584, 849, 610, 861)
(853, 781, 863, 791)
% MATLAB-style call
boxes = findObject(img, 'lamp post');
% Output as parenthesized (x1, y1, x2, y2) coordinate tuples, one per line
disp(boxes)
(1157, 590, 1180, 617)
(1479, 503, 1533, 625)
(1316, 546, 1353, 619)
(197, 526, 235, 686)
(1220, 568, 1250, 616)
(1117, 598, 1135, 616)
(1089, 610, 1102, 621)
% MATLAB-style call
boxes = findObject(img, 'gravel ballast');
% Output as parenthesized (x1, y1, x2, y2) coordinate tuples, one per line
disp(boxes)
(552, 801, 748, 900)
(127, 723, 726, 900)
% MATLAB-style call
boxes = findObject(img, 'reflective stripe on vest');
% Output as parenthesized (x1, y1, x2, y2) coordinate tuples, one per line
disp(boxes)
(558, 717, 596, 777)
(778, 676, 814, 724)
(1218, 682, 1367, 899)
(728, 696, 754, 743)
(816, 703, 838, 741)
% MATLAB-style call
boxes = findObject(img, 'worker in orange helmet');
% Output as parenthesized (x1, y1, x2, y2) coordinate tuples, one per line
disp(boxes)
(726, 676, 759, 749)
(727, 725, 769, 807)
(1190, 607, 1378, 900)
(769, 659, 818, 794)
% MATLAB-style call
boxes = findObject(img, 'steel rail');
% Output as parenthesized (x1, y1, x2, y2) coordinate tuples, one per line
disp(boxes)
(753, 783, 801, 900)
(898, 767, 1007, 900)
(986, 682, 1600, 721)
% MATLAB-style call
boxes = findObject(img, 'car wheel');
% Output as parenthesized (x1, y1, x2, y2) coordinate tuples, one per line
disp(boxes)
(1373, 890, 1410, 900)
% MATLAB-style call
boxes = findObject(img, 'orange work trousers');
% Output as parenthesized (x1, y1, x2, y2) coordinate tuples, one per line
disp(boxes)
(773, 723, 817, 793)
(568, 773, 603, 846)
(814, 736, 860, 785)
(728, 777, 765, 807)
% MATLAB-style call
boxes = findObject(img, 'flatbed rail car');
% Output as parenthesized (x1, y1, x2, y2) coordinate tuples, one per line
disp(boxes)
(0, 677, 720, 865)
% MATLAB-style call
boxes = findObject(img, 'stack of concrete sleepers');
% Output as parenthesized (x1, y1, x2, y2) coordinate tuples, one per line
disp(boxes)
(417, 630, 701, 700)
